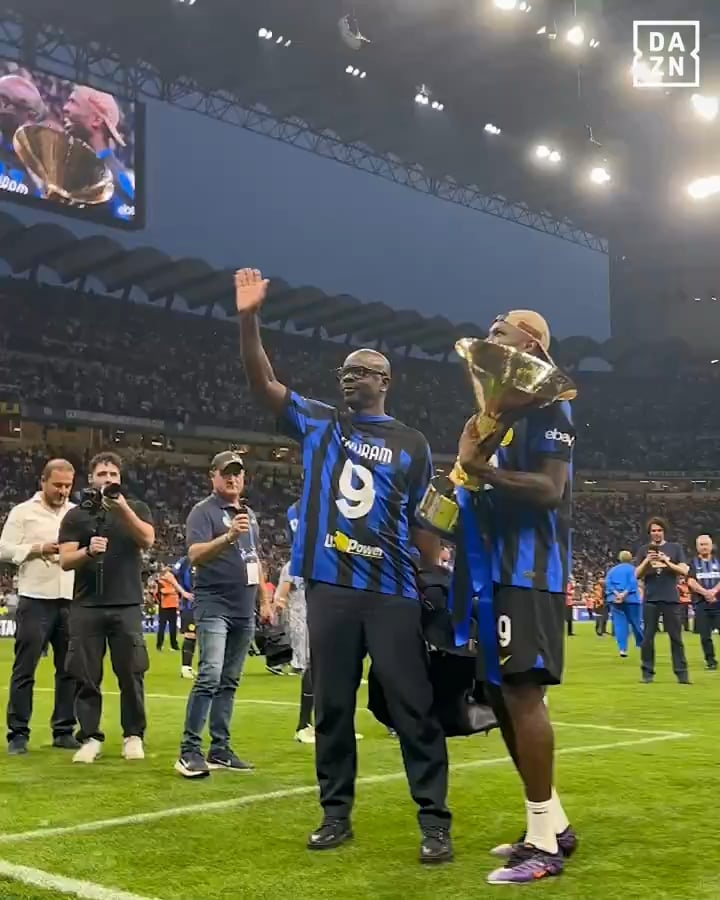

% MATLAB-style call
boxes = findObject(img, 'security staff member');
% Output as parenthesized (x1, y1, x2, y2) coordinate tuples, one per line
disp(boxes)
(687, 534, 720, 671)
(175, 451, 260, 778)
(59, 452, 154, 764)
(635, 517, 689, 684)
(0, 459, 78, 754)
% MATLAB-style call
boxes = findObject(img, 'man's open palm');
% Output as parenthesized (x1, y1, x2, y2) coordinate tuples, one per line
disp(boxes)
(235, 268, 269, 313)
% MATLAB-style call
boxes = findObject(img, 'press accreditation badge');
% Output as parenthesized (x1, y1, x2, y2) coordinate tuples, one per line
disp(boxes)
(246, 562, 260, 585)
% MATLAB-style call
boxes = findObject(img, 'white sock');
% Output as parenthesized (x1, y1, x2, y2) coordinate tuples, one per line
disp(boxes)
(549, 788, 570, 834)
(525, 799, 559, 854)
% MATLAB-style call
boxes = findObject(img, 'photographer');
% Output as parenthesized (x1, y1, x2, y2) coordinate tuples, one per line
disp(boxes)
(175, 451, 261, 778)
(59, 452, 154, 764)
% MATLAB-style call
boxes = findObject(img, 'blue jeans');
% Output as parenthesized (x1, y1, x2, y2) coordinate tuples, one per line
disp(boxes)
(180, 616, 254, 755)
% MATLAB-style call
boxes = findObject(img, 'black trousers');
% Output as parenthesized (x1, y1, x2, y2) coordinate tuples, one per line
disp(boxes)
(641, 602, 688, 679)
(6, 596, 77, 742)
(66, 604, 149, 743)
(595, 605, 609, 635)
(156, 607, 179, 650)
(306, 581, 450, 830)
(694, 601, 720, 665)
(565, 605, 574, 636)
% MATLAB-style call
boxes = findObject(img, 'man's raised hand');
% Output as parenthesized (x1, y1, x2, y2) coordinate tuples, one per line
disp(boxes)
(235, 268, 269, 314)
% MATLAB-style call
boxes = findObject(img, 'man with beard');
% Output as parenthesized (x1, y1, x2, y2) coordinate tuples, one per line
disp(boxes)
(62, 85, 134, 220)
(235, 267, 452, 864)
(0, 459, 78, 754)
(0, 73, 46, 196)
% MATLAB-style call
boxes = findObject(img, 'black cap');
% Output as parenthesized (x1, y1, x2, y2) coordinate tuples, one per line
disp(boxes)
(210, 450, 244, 474)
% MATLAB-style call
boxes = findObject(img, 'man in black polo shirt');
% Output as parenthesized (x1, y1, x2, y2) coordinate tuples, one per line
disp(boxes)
(58, 451, 154, 763)
(687, 534, 720, 671)
(175, 451, 260, 778)
(635, 517, 690, 684)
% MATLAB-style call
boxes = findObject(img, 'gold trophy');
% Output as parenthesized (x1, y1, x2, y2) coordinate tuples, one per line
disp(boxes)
(417, 338, 577, 535)
(13, 124, 114, 206)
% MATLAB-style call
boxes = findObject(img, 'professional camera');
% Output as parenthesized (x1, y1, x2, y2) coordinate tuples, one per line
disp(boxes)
(79, 483, 125, 512)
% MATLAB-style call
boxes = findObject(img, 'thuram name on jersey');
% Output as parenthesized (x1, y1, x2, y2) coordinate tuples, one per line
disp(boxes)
(341, 436, 394, 464)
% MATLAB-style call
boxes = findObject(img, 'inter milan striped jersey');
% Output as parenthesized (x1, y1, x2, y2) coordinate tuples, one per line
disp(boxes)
(287, 502, 299, 546)
(279, 390, 432, 600)
(172, 556, 194, 611)
(486, 400, 575, 593)
(688, 556, 720, 599)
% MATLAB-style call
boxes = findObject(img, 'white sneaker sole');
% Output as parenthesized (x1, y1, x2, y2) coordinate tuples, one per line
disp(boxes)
(174, 760, 210, 778)
(206, 761, 254, 772)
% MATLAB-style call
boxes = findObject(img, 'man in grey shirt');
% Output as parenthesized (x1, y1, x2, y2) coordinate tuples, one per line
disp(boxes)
(175, 451, 262, 778)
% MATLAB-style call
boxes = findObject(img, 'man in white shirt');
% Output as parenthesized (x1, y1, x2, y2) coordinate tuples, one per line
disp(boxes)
(0, 459, 78, 754)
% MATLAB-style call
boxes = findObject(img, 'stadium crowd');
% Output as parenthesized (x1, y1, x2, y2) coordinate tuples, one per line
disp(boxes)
(3, 280, 720, 469)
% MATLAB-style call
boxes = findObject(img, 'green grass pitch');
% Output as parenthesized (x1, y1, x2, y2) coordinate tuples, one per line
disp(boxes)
(0, 625, 717, 899)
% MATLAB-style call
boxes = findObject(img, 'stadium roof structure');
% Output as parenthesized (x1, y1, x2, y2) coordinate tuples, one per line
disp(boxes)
(10, 0, 720, 254)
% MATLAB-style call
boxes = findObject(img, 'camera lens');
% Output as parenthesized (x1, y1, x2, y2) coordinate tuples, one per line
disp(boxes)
(103, 483, 122, 500)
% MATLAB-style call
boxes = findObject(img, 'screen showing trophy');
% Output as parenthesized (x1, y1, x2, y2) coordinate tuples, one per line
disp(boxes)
(0, 61, 144, 229)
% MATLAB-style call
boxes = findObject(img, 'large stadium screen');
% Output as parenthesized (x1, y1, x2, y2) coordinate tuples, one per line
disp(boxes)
(0, 61, 144, 229)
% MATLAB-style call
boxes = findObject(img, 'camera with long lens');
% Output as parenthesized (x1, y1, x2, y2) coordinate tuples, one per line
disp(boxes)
(79, 483, 124, 512)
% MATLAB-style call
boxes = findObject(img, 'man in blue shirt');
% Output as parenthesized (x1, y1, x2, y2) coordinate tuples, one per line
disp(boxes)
(605, 551, 642, 657)
(236, 267, 452, 865)
(450, 310, 575, 885)
(174, 451, 260, 778)
(687, 534, 720, 671)
(635, 517, 689, 684)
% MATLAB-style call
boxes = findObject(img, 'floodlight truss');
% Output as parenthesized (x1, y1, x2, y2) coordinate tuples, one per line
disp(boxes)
(3, 12, 607, 254)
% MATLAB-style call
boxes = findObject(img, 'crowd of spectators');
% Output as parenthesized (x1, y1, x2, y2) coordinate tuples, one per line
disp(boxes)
(2, 445, 720, 596)
(3, 279, 720, 470)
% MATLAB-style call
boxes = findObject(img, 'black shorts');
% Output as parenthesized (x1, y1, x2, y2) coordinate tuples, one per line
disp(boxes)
(180, 609, 196, 635)
(475, 585, 566, 687)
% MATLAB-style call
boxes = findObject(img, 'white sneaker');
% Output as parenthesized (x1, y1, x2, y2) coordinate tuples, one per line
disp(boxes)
(294, 726, 315, 744)
(73, 738, 102, 764)
(180, 665, 195, 679)
(122, 736, 145, 760)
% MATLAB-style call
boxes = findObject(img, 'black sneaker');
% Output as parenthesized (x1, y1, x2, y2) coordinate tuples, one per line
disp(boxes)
(52, 734, 81, 750)
(266, 664, 286, 676)
(206, 749, 254, 772)
(7, 735, 28, 755)
(419, 826, 453, 864)
(641, 674, 654, 683)
(174, 750, 210, 778)
(307, 818, 353, 850)
(706, 661, 718, 671)
(677, 675, 692, 684)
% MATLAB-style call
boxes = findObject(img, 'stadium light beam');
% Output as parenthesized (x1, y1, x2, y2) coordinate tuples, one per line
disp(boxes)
(687, 175, 720, 200)
(589, 166, 611, 185)
(484, 122, 502, 135)
(691, 93, 719, 122)
(493, 0, 518, 10)
(566, 25, 585, 46)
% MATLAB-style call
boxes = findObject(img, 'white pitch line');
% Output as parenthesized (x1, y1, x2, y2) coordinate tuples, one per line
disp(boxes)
(0, 732, 687, 846)
(32, 689, 689, 735)
(0, 858, 160, 900)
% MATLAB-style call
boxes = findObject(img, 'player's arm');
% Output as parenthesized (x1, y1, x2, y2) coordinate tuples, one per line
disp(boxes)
(456, 408, 572, 509)
(235, 268, 287, 416)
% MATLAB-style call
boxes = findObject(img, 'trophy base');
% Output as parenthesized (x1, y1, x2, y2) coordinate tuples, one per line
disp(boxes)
(416, 480, 459, 537)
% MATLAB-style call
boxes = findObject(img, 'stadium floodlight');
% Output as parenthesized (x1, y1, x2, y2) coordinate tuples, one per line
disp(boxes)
(276, 35, 284, 44)
(537, 25, 547, 34)
(284, 39, 292, 47)
(589, 166, 611, 185)
(535, 144, 550, 158)
(631, 60, 662, 87)
(687, 175, 720, 200)
(548, 149, 562, 163)
(589, 38, 600, 48)
(691, 93, 719, 122)
(484, 122, 502, 135)
(493, 0, 518, 10)
(566, 25, 585, 45)
(258, 27, 268, 38)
